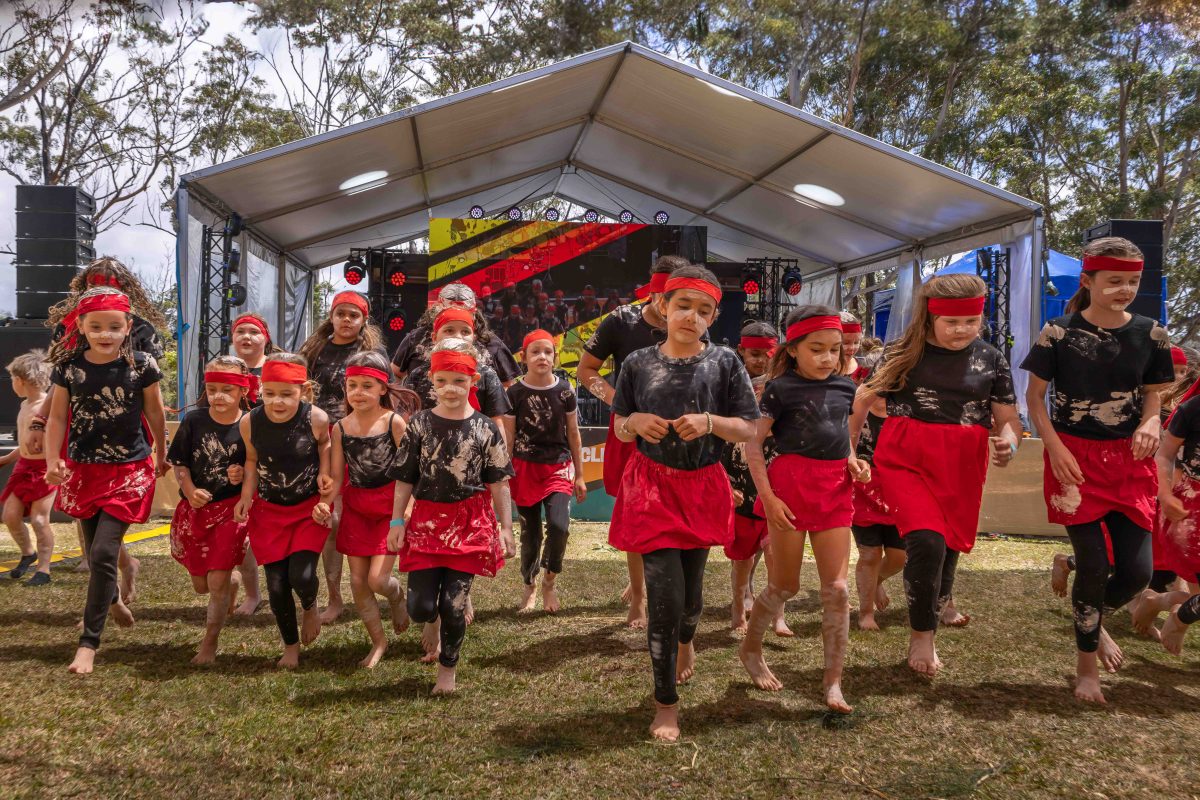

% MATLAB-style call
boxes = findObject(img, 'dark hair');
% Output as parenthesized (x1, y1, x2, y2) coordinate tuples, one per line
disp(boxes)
(342, 350, 421, 419)
(1066, 237, 1144, 314)
(299, 294, 384, 369)
(662, 264, 721, 301)
(652, 254, 691, 277)
(47, 287, 136, 367)
(768, 305, 839, 379)
(203, 354, 252, 410)
(232, 312, 280, 355)
(740, 319, 778, 341)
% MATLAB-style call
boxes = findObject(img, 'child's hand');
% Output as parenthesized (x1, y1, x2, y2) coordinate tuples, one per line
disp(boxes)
(731, 488, 745, 506)
(234, 497, 251, 522)
(848, 457, 871, 483)
(500, 526, 516, 559)
(989, 436, 1015, 468)
(762, 494, 795, 532)
(24, 428, 44, 455)
(1131, 416, 1161, 460)
(312, 502, 332, 526)
(1046, 442, 1084, 486)
(1161, 494, 1189, 523)
(628, 413, 670, 444)
(45, 459, 68, 485)
(317, 473, 335, 494)
(573, 477, 588, 503)
(387, 523, 406, 552)
(155, 450, 170, 478)
(187, 487, 212, 509)
(227, 464, 244, 485)
(671, 414, 709, 441)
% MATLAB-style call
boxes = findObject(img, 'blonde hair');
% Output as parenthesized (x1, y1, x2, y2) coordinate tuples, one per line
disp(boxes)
(47, 287, 135, 367)
(1067, 237, 1144, 314)
(6, 349, 49, 390)
(264, 351, 316, 404)
(431, 336, 480, 360)
(866, 274, 986, 394)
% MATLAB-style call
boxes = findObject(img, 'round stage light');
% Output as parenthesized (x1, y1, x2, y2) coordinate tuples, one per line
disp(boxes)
(385, 308, 407, 332)
(227, 283, 248, 307)
(468, 205, 485, 219)
(388, 269, 406, 288)
(783, 269, 804, 296)
(742, 278, 760, 295)
(618, 210, 634, 224)
(506, 207, 523, 221)
(583, 209, 599, 223)
(343, 254, 366, 286)
(339, 170, 388, 191)
(545, 208, 561, 222)
(654, 211, 670, 224)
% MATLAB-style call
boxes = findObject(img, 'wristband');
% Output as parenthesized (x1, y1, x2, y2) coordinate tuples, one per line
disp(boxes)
(619, 417, 633, 439)
(705, 412, 713, 436)
(389, 518, 406, 528)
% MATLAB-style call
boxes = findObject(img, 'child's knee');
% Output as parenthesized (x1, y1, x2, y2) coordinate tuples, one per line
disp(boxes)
(349, 571, 370, 592)
(857, 546, 882, 566)
(407, 592, 438, 623)
(821, 579, 850, 608)
(2, 506, 24, 530)
(769, 577, 801, 600)
(366, 574, 392, 596)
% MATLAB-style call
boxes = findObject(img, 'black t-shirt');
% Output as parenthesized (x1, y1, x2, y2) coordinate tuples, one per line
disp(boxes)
(612, 344, 759, 470)
(167, 408, 246, 502)
(387, 410, 514, 502)
(882, 338, 1015, 428)
(310, 342, 386, 423)
(1021, 312, 1175, 440)
(721, 437, 776, 519)
(855, 412, 886, 463)
(1167, 397, 1200, 481)
(505, 377, 577, 464)
(249, 403, 320, 506)
(760, 372, 855, 460)
(391, 326, 521, 383)
(338, 416, 399, 489)
(584, 304, 666, 385)
(50, 352, 162, 463)
(403, 361, 512, 417)
(52, 315, 164, 360)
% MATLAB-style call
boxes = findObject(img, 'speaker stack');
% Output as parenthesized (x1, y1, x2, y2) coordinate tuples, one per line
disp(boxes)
(1084, 219, 1165, 323)
(361, 249, 429, 354)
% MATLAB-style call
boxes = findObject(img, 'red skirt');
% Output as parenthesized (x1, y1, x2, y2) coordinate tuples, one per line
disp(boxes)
(56, 456, 156, 524)
(609, 451, 734, 553)
(1156, 473, 1200, 581)
(0, 457, 55, 514)
(602, 415, 636, 497)
(1043, 431, 1157, 531)
(852, 468, 892, 527)
(875, 417, 989, 554)
(510, 457, 574, 508)
(724, 513, 767, 561)
(170, 495, 248, 576)
(400, 491, 503, 577)
(247, 494, 328, 565)
(337, 483, 396, 558)
(752, 453, 853, 532)
(1152, 508, 1174, 572)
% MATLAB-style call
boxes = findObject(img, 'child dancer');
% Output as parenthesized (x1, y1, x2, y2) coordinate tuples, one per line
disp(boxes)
(738, 307, 869, 712)
(837, 311, 868, 381)
(234, 353, 332, 669)
(43, 288, 168, 674)
(1, 351, 55, 585)
(300, 290, 385, 623)
(168, 355, 251, 664)
(504, 329, 586, 614)
(316, 351, 420, 667)
(609, 265, 758, 742)
(1022, 237, 1175, 702)
(852, 275, 1020, 678)
(580, 254, 692, 629)
(387, 338, 515, 694)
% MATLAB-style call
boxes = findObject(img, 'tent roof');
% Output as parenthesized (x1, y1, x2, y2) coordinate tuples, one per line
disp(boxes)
(941, 246, 1079, 278)
(181, 41, 1040, 273)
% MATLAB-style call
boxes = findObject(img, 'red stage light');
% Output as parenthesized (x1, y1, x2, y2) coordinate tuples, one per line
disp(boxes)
(386, 308, 406, 332)
(388, 270, 406, 287)
(743, 279, 760, 295)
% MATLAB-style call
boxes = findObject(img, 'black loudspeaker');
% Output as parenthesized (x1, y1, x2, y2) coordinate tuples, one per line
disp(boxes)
(16, 265, 80, 292)
(16, 185, 96, 215)
(0, 323, 54, 433)
(364, 250, 429, 354)
(12, 184, 95, 320)
(14, 238, 95, 267)
(1084, 219, 1164, 321)
(16, 210, 96, 240)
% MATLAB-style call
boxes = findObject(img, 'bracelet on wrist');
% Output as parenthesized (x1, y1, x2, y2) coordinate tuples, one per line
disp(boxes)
(389, 518, 406, 528)
(704, 412, 713, 436)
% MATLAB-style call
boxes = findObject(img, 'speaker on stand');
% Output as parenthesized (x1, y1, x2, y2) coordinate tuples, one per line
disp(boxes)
(1084, 219, 1165, 323)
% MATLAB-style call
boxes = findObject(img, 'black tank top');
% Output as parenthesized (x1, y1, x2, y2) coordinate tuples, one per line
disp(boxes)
(338, 413, 398, 489)
(250, 402, 319, 505)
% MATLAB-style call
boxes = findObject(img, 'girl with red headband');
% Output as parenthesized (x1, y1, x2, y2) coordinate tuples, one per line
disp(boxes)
(837, 311, 869, 382)
(167, 355, 252, 664)
(1022, 237, 1175, 703)
(43, 287, 169, 675)
(314, 351, 421, 668)
(738, 306, 870, 713)
(580, 254, 692, 630)
(234, 353, 333, 669)
(610, 264, 759, 742)
(300, 290, 385, 624)
(722, 320, 789, 636)
(852, 274, 1020, 679)
(503, 329, 587, 614)
(387, 338, 516, 694)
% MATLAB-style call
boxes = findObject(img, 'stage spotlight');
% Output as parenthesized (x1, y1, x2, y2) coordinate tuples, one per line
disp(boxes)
(506, 207, 523, 221)
(227, 283, 248, 307)
(387, 266, 406, 288)
(742, 266, 763, 296)
(618, 210, 634, 224)
(583, 209, 599, 223)
(385, 308, 407, 332)
(223, 214, 243, 237)
(344, 254, 366, 285)
(223, 246, 241, 275)
(654, 211, 670, 224)
(545, 208, 561, 222)
(782, 269, 803, 296)
(469, 205, 485, 219)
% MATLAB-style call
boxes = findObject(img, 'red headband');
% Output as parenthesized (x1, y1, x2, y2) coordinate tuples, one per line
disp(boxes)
(663, 276, 722, 303)
(785, 316, 842, 342)
(430, 350, 477, 376)
(739, 336, 777, 350)
(927, 296, 986, 316)
(522, 329, 555, 351)
(331, 291, 369, 316)
(1082, 254, 1143, 273)
(86, 273, 121, 288)
(260, 361, 308, 384)
(841, 322, 862, 334)
(634, 272, 670, 300)
(1172, 346, 1188, 366)
(61, 292, 132, 350)
(232, 315, 270, 341)
(205, 371, 250, 389)
(345, 365, 390, 384)
(434, 306, 475, 334)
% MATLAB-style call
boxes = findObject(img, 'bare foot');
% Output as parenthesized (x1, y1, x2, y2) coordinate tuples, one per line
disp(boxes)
(464, 595, 475, 626)
(730, 600, 747, 633)
(120, 556, 140, 605)
(542, 581, 561, 614)
(1097, 627, 1124, 673)
(858, 612, 880, 632)
(389, 593, 410, 635)
(1130, 589, 1164, 639)
(318, 598, 344, 624)
(360, 641, 387, 669)
(233, 597, 263, 617)
(620, 583, 633, 606)
(277, 644, 300, 669)
(772, 613, 794, 638)
(1074, 651, 1105, 703)
(940, 610, 971, 628)
(1051, 553, 1072, 598)
(676, 642, 695, 684)
(626, 599, 647, 630)
(875, 583, 890, 610)
(1161, 610, 1188, 656)
(649, 702, 680, 742)
(192, 636, 219, 665)
(432, 664, 456, 695)
(227, 573, 242, 615)
(110, 599, 135, 628)
(68, 646, 95, 674)
(907, 631, 940, 677)
(825, 683, 853, 714)
(420, 621, 441, 663)
(738, 640, 783, 691)
(301, 607, 322, 646)
(74, 560, 90, 574)
(518, 582, 538, 614)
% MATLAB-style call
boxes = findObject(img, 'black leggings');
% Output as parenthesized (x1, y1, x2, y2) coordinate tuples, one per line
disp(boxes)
(1066, 511, 1152, 652)
(407, 567, 474, 668)
(263, 551, 321, 646)
(903, 530, 960, 632)
(1150, 570, 1178, 593)
(642, 547, 708, 705)
(518, 492, 571, 585)
(1179, 594, 1200, 625)
(78, 511, 131, 650)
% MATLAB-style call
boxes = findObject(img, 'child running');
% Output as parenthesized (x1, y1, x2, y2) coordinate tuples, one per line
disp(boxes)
(43, 287, 168, 674)
(837, 312, 868, 381)
(852, 274, 1020, 678)
(387, 337, 515, 694)
(1153, 374, 1200, 654)
(609, 264, 758, 742)
(234, 353, 332, 669)
(167, 356, 251, 664)
(1022, 237, 1175, 702)
(504, 329, 587, 614)
(316, 351, 421, 667)
(1, 351, 56, 585)
(738, 306, 870, 713)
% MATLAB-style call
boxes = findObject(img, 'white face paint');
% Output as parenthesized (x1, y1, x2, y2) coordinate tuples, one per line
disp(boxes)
(431, 370, 473, 409)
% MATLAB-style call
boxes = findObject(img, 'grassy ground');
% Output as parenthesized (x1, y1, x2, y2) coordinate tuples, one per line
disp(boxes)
(1, 522, 1198, 800)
